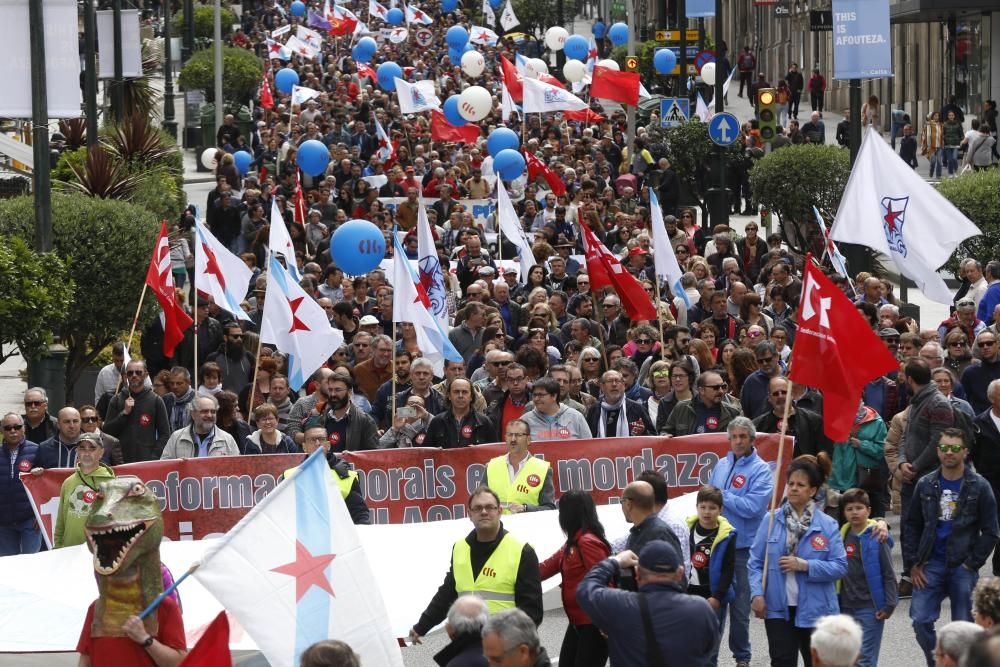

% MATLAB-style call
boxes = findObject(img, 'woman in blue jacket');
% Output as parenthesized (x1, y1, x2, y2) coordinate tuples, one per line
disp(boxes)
(749, 454, 848, 667)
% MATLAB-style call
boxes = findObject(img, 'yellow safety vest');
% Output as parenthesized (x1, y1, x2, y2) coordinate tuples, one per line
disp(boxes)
(283, 467, 358, 499)
(485, 455, 550, 514)
(452, 533, 524, 613)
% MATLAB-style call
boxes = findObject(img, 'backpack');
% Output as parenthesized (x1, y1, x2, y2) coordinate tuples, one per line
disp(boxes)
(949, 398, 979, 445)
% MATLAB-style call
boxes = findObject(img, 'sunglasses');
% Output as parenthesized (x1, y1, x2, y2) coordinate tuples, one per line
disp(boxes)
(24, 401, 44, 407)
(980, 340, 997, 347)
(651, 370, 670, 378)
(81, 417, 99, 424)
(938, 444, 963, 453)
(703, 383, 729, 391)
(747, 331, 764, 338)
(2, 424, 23, 431)
(635, 339, 653, 345)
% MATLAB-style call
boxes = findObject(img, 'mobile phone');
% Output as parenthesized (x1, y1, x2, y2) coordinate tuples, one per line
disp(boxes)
(397, 406, 417, 418)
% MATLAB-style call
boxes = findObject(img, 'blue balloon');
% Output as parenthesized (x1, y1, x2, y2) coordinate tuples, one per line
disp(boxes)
(564, 35, 589, 61)
(446, 25, 469, 49)
(489, 0, 502, 8)
(442, 0, 458, 10)
(487, 128, 520, 157)
(493, 149, 525, 181)
(386, 7, 404, 25)
(330, 220, 386, 276)
(376, 61, 403, 91)
(297, 139, 330, 177)
(290, 0, 306, 17)
(448, 48, 463, 64)
(593, 21, 606, 39)
(443, 95, 468, 127)
(654, 48, 677, 74)
(274, 67, 299, 94)
(608, 22, 628, 46)
(233, 150, 253, 175)
(355, 36, 377, 60)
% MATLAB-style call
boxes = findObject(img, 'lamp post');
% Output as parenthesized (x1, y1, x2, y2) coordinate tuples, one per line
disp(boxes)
(28, 0, 51, 253)
(625, 0, 636, 148)
(83, 0, 98, 146)
(214, 0, 223, 130)
(163, 3, 177, 138)
(182, 0, 194, 62)
(706, 0, 728, 229)
(112, 0, 125, 121)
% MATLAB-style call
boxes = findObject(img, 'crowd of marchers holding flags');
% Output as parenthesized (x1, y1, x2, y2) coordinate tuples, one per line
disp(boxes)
(4, 0, 1000, 664)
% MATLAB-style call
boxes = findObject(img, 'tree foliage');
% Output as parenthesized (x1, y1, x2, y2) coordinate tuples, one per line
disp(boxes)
(172, 5, 237, 40)
(936, 169, 1000, 274)
(178, 46, 263, 106)
(0, 237, 74, 365)
(0, 195, 161, 399)
(646, 121, 746, 212)
(505, 0, 580, 39)
(749, 144, 851, 256)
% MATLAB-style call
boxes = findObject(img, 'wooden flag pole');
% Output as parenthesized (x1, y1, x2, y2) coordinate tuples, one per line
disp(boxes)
(115, 284, 150, 395)
(759, 378, 794, 594)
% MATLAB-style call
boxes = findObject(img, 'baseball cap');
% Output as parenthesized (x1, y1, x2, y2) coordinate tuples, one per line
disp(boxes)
(359, 315, 380, 326)
(628, 246, 649, 257)
(638, 540, 682, 574)
(405, 166, 414, 173)
(503, 266, 518, 275)
(878, 328, 900, 338)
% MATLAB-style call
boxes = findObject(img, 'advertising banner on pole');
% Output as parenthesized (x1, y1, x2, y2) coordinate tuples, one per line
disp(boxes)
(831, 0, 892, 79)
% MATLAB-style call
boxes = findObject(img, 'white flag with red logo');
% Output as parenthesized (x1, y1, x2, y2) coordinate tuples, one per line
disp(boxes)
(144, 222, 192, 357)
(194, 217, 254, 321)
(374, 117, 394, 163)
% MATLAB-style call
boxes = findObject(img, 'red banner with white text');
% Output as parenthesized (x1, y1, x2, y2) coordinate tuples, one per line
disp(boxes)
(22, 434, 788, 545)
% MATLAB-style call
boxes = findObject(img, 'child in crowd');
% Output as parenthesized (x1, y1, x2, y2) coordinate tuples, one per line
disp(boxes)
(687, 485, 737, 666)
(838, 488, 898, 667)
(197, 361, 223, 398)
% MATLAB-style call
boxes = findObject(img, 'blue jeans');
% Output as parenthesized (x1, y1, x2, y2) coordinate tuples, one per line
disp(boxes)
(843, 607, 884, 667)
(890, 121, 905, 149)
(910, 559, 978, 667)
(0, 518, 42, 556)
(720, 547, 752, 662)
(928, 150, 943, 178)
(943, 147, 959, 175)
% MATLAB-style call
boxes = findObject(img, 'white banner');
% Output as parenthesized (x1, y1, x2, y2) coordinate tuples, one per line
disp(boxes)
(96, 9, 143, 79)
(378, 197, 497, 231)
(0, 0, 81, 118)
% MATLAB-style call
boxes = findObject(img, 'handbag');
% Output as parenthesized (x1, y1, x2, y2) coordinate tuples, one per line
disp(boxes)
(856, 462, 886, 494)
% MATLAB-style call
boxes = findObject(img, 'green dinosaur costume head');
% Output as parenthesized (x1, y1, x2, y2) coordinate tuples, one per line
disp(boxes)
(84, 476, 164, 637)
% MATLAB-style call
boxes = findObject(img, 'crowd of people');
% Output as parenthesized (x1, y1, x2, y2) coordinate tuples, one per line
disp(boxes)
(3, 0, 1000, 665)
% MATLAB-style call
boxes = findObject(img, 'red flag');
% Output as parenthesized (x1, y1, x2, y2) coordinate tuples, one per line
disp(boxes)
(144, 221, 193, 357)
(431, 110, 481, 144)
(579, 220, 657, 322)
(537, 73, 566, 89)
(590, 66, 640, 106)
(788, 257, 898, 442)
(260, 72, 274, 110)
(179, 612, 230, 666)
(525, 150, 566, 197)
(293, 170, 307, 225)
(563, 108, 605, 123)
(357, 63, 376, 81)
(499, 55, 522, 103)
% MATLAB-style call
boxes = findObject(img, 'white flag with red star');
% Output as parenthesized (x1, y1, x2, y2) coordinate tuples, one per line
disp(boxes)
(260, 254, 343, 390)
(373, 117, 394, 163)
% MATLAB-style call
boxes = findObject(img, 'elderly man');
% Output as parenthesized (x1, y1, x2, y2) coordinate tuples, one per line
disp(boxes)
(160, 395, 240, 458)
(104, 360, 170, 462)
(708, 417, 774, 667)
(962, 330, 1000, 414)
(353, 334, 394, 403)
(809, 615, 863, 667)
(754, 376, 828, 457)
(162, 367, 196, 433)
(934, 620, 985, 666)
(433, 595, 489, 667)
(481, 609, 551, 667)
(586, 370, 655, 438)
(484, 419, 555, 515)
(963, 259, 989, 311)
(409, 486, 543, 645)
(0, 413, 40, 556)
(21, 387, 57, 445)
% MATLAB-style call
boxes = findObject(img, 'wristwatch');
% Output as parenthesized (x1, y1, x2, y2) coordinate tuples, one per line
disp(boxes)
(142, 635, 155, 649)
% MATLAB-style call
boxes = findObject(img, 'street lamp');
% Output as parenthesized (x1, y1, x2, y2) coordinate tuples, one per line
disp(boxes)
(163, 4, 177, 138)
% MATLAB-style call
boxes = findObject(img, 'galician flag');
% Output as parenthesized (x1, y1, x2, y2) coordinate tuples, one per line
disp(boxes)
(416, 203, 450, 327)
(369, 0, 389, 20)
(830, 127, 981, 304)
(291, 85, 321, 106)
(194, 218, 254, 320)
(496, 182, 535, 282)
(266, 38, 292, 60)
(522, 77, 589, 114)
(374, 117, 394, 163)
(405, 4, 433, 24)
(649, 190, 690, 307)
(261, 254, 344, 390)
(392, 233, 462, 376)
(394, 77, 441, 114)
(269, 199, 303, 282)
(192, 449, 402, 667)
(470, 25, 498, 46)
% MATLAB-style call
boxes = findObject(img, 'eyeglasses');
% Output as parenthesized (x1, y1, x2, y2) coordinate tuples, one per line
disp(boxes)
(636, 338, 653, 345)
(125, 370, 145, 377)
(492, 360, 511, 366)
(24, 401, 44, 407)
(651, 370, 670, 378)
(507, 432, 529, 438)
(470, 504, 499, 513)
(675, 248, 689, 254)
(81, 417, 99, 424)
(703, 383, 729, 391)
(938, 444, 963, 453)
(602, 304, 617, 309)
(980, 340, 997, 347)
(507, 376, 526, 383)
(770, 390, 788, 397)
(2, 424, 23, 431)
(227, 333, 243, 339)
(756, 356, 775, 364)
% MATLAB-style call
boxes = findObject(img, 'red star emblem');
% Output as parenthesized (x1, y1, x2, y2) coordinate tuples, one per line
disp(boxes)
(413, 281, 432, 308)
(287, 296, 311, 333)
(270, 540, 337, 602)
(587, 47, 598, 60)
(269, 42, 282, 54)
(413, 9, 425, 20)
(476, 31, 490, 41)
(201, 243, 227, 288)
(883, 202, 902, 234)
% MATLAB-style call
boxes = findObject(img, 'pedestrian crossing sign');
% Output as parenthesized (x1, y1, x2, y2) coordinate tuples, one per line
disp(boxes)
(660, 98, 689, 128)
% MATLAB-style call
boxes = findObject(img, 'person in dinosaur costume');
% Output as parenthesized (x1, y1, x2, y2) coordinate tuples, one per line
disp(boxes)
(76, 476, 188, 666)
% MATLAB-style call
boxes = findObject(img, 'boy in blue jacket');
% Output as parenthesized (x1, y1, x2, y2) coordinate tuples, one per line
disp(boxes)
(839, 488, 898, 667)
(687, 485, 737, 667)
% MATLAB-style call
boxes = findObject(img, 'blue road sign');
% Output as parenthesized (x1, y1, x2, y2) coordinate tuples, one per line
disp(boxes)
(660, 98, 689, 128)
(707, 112, 739, 145)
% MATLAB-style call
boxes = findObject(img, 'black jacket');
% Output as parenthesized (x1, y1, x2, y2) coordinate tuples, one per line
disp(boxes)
(973, 410, 1000, 486)
(414, 526, 543, 636)
(173, 317, 224, 377)
(103, 388, 170, 462)
(754, 408, 830, 458)
(586, 398, 655, 438)
(433, 632, 488, 667)
(423, 410, 498, 448)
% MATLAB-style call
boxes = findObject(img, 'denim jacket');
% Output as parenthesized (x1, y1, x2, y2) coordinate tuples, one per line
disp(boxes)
(902, 466, 999, 570)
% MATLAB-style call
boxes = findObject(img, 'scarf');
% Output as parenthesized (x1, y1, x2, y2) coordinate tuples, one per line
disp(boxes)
(783, 501, 814, 556)
(598, 397, 630, 439)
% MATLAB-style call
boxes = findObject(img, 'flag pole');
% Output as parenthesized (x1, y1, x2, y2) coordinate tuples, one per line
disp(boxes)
(138, 563, 200, 620)
(247, 335, 266, 422)
(653, 280, 666, 360)
(759, 378, 794, 594)
(115, 284, 150, 394)
(391, 226, 399, 426)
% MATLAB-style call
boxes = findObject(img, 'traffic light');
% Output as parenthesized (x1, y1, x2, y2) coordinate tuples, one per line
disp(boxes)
(757, 88, 777, 144)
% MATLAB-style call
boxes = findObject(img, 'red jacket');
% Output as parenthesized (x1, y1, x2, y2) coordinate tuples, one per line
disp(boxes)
(539, 529, 611, 625)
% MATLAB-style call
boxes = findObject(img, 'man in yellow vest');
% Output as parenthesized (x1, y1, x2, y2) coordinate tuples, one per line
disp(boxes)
(282, 423, 371, 525)
(485, 419, 555, 514)
(408, 485, 543, 645)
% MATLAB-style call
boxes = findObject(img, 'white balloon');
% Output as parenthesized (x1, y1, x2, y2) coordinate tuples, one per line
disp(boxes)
(545, 26, 569, 51)
(563, 59, 586, 83)
(458, 85, 493, 122)
(461, 50, 486, 78)
(701, 62, 717, 86)
(529, 58, 549, 75)
(597, 58, 620, 71)
(201, 147, 219, 170)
